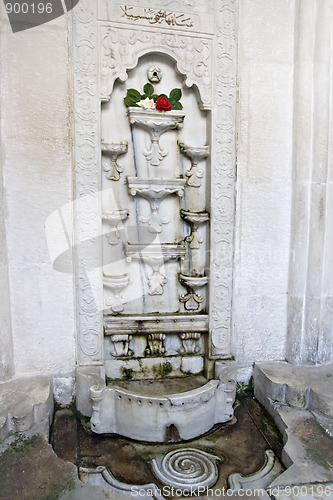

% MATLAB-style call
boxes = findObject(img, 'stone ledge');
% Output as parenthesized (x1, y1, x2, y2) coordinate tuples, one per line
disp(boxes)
(253, 361, 333, 417)
(254, 362, 333, 487)
(0, 375, 53, 453)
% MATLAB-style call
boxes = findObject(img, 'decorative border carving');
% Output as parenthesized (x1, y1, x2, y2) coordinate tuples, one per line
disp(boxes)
(73, 0, 103, 365)
(209, 0, 237, 357)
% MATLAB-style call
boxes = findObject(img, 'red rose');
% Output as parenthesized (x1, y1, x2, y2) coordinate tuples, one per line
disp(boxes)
(156, 96, 172, 111)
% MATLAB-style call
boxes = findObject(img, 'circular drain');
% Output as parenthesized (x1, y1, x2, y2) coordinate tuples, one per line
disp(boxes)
(151, 448, 221, 490)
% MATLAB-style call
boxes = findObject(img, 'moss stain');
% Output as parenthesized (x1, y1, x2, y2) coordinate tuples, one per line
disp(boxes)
(152, 361, 173, 379)
(122, 367, 134, 380)
(236, 376, 254, 396)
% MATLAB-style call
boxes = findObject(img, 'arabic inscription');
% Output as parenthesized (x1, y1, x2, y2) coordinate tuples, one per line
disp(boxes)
(120, 5, 194, 28)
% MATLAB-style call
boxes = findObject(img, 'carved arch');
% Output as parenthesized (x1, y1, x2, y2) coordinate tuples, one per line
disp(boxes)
(99, 27, 213, 109)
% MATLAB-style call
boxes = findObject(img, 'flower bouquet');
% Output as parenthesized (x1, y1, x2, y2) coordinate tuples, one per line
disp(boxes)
(124, 82, 183, 111)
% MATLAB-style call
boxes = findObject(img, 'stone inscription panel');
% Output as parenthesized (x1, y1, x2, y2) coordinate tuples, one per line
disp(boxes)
(98, 1, 215, 34)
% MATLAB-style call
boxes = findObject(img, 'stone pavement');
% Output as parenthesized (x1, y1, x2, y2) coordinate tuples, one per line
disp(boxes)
(1, 363, 333, 499)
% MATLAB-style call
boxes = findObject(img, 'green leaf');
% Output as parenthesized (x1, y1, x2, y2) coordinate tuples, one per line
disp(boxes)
(141, 94, 147, 99)
(172, 101, 183, 110)
(143, 83, 154, 97)
(124, 96, 139, 107)
(152, 94, 158, 101)
(169, 88, 182, 102)
(158, 93, 168, 99)
(126, 88, 141, 101)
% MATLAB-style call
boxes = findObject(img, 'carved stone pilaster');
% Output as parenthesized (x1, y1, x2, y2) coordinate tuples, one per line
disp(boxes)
(209, 0, 238, 357)
(73, 0, 103, 365)
(146, 334, 166, 356)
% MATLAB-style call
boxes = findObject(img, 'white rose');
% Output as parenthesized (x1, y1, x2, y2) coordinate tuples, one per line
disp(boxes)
(138, 97, 156, 109)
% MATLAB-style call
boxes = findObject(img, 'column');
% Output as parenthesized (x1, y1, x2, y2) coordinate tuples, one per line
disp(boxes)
(287, 0, 333, 364)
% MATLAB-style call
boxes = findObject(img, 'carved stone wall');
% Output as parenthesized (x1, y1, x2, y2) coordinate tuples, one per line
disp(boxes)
(73, 0, 238, 371)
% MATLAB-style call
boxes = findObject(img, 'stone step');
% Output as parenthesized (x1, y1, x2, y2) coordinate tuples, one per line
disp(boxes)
(0, 375, 53, 452)
(253, 361, 333, 487)
(253, 361, 333, 417)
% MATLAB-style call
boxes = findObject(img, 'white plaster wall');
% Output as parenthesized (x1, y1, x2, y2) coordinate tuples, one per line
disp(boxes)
(232, 0, 295, 371)
(0, 5, 76, 380)
(0, 62, 14, 379)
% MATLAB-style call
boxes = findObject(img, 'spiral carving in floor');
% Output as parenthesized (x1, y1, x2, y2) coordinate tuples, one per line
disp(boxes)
(151, 448, 221, 491)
